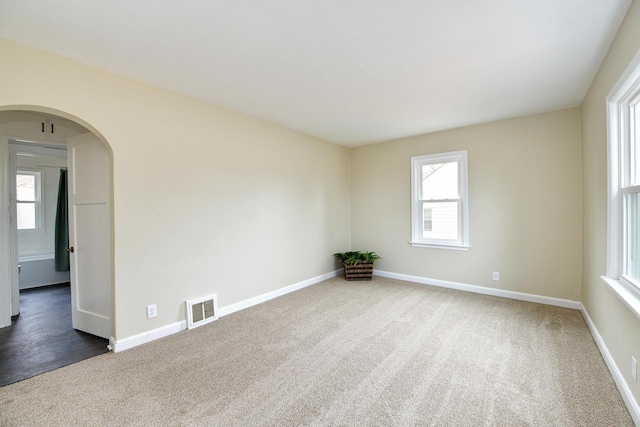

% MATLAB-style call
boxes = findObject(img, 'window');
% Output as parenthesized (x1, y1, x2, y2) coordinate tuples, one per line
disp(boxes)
(411, 150, 469, 250)
(423, 208, 433, 232)
(16, 170, 42, 231)
(604, 49, 640, 317)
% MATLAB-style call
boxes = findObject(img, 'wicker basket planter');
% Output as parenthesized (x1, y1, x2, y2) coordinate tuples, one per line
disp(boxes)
(334, 251, 381, 281)
(343, 262, 374, 281)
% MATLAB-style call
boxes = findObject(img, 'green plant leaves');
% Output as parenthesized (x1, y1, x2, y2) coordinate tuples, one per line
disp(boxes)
(333, 251, 382, 265)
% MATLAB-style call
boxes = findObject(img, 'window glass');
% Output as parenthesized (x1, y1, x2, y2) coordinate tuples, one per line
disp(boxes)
(421, 161, 458, 200)
(17, 203, 36, 230)
(631, 103, 640, 186)
(625, 192, 640, 283)
(16, 174, 35, 201)
(422, 201, 458, 240)
(423, 208, 433, 232)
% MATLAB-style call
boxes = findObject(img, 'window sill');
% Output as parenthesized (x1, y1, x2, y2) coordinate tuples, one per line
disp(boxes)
(409, 241, 470, 251)
(601, 276, 640, 320)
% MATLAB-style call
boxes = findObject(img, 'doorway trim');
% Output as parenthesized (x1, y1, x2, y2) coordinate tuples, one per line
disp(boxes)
(0, 105, 115, 340)
(0, 134, 10, 328)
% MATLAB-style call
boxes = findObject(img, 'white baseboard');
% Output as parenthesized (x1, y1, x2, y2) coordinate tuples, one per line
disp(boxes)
(20, 281, 69, 291)
(580, 305, 640, 425)
(105, 267, 639, 423)
(109, 269, 342, 352)
(109, 320, 187, 353)
(373, 270, 581, 309)
(217, 269, 342, 317)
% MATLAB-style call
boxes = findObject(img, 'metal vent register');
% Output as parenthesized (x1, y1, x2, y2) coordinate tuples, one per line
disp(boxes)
(186, 294, 218, 329)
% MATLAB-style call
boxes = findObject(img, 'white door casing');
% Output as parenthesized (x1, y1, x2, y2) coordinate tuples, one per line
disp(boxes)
(68, 133, 112, 339)
(8, 144, 21, 317)
(0, 136, 10, 327)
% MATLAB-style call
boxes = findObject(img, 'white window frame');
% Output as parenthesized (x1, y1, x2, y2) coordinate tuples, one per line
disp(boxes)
(410, 150, 469, 250)
(16, 169, 44, 232)
(603, 48, 640, 319)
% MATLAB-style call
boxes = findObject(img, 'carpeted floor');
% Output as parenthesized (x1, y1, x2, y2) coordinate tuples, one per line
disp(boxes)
(0, 276, 633, 426)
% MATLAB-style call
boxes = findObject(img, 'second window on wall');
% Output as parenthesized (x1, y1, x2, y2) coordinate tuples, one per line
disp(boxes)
(410, 150, 469, 250)
(16, 169, 42, 231)
(605, 48, 640, 305)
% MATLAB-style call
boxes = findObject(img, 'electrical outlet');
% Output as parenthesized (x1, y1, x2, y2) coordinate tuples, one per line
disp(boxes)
(146, 304, 157, 319)
(632, 357, 637, 382)
(492, 272, 500, 281)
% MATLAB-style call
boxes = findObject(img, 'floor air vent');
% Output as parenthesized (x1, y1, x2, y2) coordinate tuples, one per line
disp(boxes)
(186, 294, 218, 329)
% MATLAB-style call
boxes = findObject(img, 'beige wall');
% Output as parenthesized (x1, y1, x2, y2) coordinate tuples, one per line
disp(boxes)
(0, 38, 350, 340)
(582, 0, 640, 404)
(350, 108, 582, 300)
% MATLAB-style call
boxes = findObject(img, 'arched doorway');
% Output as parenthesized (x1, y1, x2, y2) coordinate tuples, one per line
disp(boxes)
(0, 106, 114, 385)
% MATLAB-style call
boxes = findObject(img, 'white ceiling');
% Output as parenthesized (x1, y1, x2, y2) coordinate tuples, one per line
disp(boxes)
(0, 0, 632, 146)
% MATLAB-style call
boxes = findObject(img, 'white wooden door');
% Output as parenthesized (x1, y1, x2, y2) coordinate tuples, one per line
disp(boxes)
(68, 133, 111, 339)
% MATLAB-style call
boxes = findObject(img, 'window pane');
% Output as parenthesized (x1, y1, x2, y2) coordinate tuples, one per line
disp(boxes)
(633, 104, 640, 185)
(17, 202, 36, 230)
(422, 201, 458, 241)
(423, 209, 433, 232)
(16, 174, 36, 201)
(421, 161, 458, 200)
(625, 192, 640, 282)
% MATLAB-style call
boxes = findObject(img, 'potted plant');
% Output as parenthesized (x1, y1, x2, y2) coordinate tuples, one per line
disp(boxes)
(333, 251, 382, 281)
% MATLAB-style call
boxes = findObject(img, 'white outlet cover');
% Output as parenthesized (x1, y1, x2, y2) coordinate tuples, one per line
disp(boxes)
(493, 272, 500, 281)
(147, 304, 157, 319)
(632, 357, 637, 382)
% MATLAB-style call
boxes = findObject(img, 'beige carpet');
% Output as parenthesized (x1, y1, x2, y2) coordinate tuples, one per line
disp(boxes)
(0, 276, 633, 426)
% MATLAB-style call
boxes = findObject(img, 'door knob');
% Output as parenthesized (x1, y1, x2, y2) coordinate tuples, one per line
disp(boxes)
(66, 247, 74, 253)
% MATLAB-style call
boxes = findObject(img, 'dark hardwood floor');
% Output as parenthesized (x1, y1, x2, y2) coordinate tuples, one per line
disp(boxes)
(0, 283, 109, 387)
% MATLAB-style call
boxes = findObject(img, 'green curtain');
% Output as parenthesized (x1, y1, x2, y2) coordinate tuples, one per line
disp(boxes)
(54, 169, 70, 271)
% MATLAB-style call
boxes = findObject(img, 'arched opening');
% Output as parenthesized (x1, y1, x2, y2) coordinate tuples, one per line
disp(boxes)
(0, 105, 115, 386)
